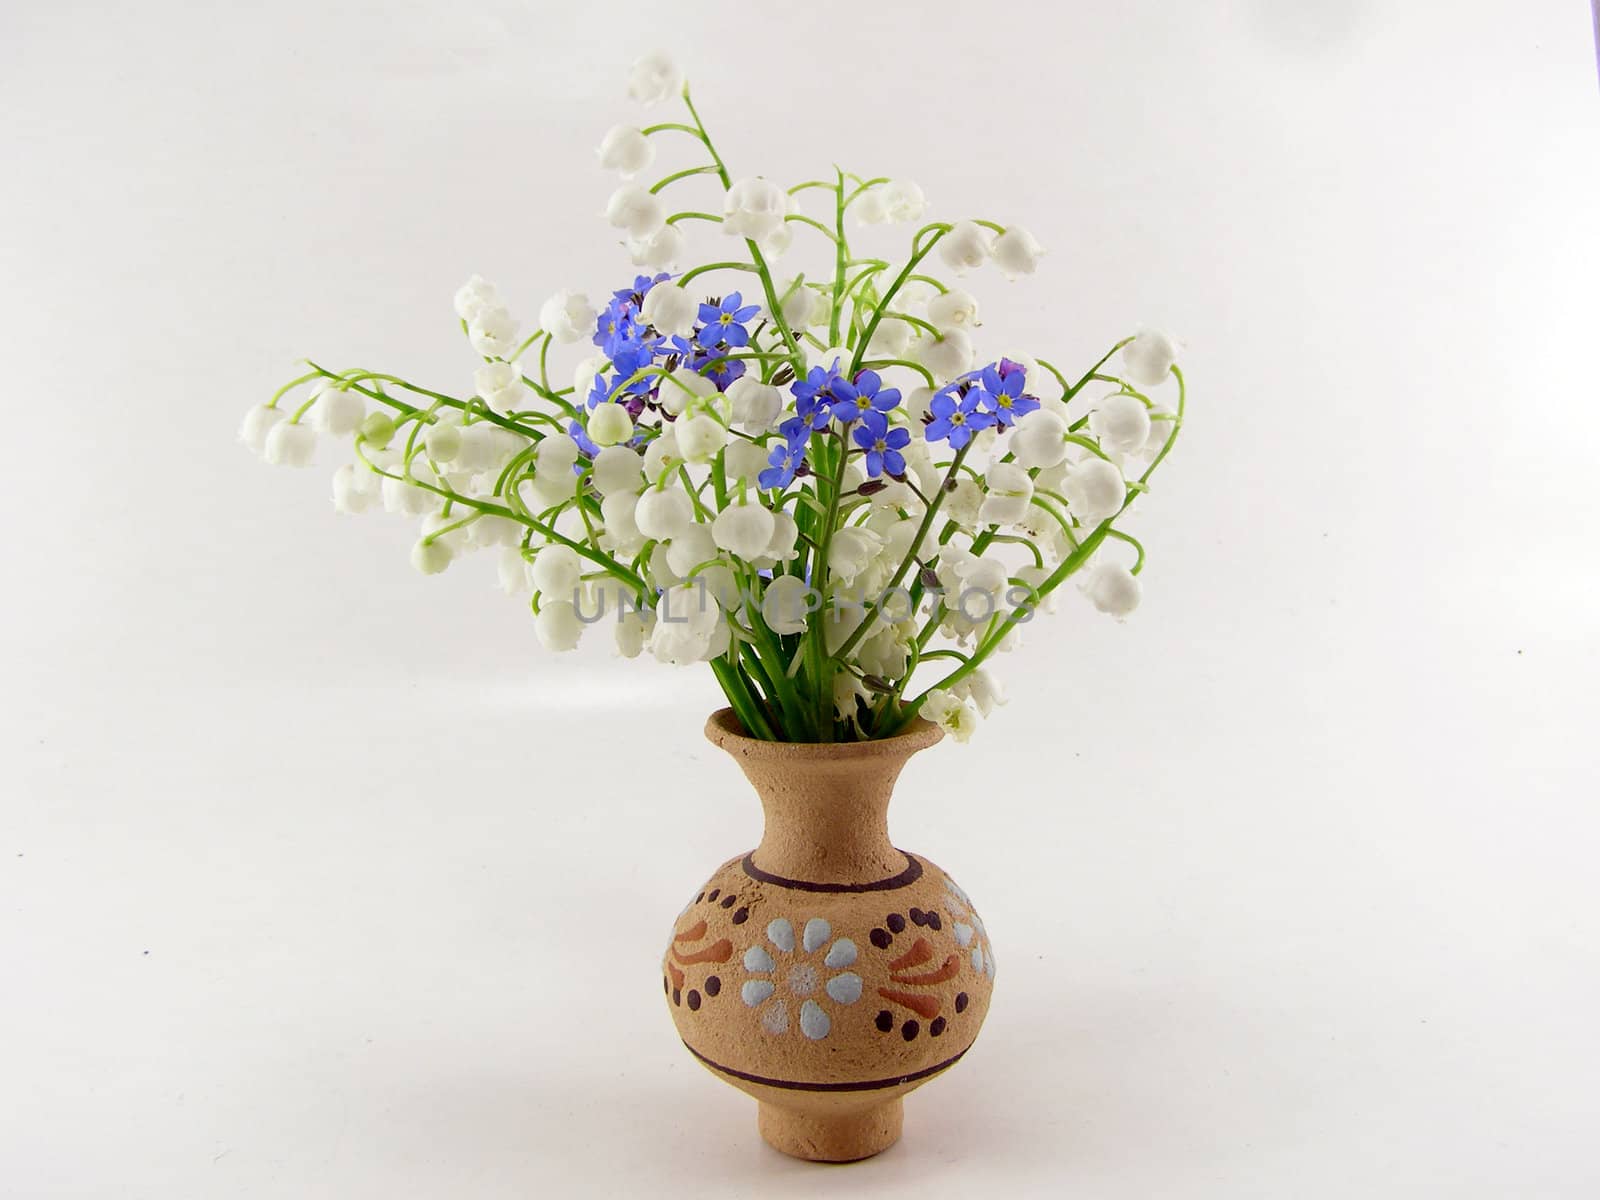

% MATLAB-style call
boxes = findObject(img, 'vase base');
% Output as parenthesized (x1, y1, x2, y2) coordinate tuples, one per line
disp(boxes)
(757, 1098, 904, 1162)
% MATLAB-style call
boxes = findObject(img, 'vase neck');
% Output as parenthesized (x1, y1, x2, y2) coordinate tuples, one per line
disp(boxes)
(705, 710, 942, 888)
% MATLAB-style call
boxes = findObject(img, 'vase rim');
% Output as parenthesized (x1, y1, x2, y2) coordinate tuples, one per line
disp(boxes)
(705, 707, 942, 759)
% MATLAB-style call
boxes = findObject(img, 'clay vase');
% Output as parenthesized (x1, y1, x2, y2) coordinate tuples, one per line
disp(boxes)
(661, 709, 996, 1162)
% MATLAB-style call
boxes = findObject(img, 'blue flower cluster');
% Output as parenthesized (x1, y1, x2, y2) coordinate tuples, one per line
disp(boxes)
(760, 360, 910, 490)
(580, 277, 763, 459)
(925, 360, 1040, 450)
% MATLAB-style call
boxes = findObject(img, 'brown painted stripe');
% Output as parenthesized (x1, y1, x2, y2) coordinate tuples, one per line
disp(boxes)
(673, 920, 707, 944)
(740, 851, 924, 893)
(682, 1040, 968, 1093)
(876, 989, 941, 1019)
(890, 954, 961, 987)
(671, 938, 732, 966)
(887, 937, 933, 972)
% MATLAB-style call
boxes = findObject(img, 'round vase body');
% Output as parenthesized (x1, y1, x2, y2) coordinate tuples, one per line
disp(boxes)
(661, 710, 996, 1162)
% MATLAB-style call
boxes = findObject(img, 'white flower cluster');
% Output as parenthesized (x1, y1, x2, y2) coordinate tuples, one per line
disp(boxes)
(245, 54, 1187, 745)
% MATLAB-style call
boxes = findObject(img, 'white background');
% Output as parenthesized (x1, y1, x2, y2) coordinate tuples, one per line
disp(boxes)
(4, 1, 1598, 1196)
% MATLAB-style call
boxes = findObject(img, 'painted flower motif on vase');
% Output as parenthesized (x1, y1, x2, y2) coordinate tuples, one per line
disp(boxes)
(943, 876, 996, 980)
(739, 917, 863, 1040)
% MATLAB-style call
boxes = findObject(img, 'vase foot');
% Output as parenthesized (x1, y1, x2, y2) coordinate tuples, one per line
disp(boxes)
(757, 1098, 904, 1162)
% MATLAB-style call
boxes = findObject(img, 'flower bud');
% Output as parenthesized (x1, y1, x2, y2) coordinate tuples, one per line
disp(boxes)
(588, 402, 634, 447)
(531, 544, 582, 598)
(411, 537, 453, 575)
(635, 486, 694, 541)
(311, 386, 366, 435)
(916, 327, 975, 382)
(675, 413, 728, 463)
(359, 411, 397, 449)
(1011, 409, 1070, 469)
(592, 445, 644, 496)
(927, 289, 981, 331)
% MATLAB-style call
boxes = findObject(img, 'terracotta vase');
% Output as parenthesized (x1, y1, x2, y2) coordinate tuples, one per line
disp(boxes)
(661, 709, 996, 1162)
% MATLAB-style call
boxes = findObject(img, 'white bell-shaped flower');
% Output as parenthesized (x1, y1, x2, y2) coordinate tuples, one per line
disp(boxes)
(599, 491, 646, 556)
(627, 51, 682, 105)
(572, 355, 607, 403)
(882, 179, 927, 223)
(1081, 561, 1141, 619)
(540, 290, 595, 345)
(1011, 409, 1070, 469)
(866, 316, 911, 360)
(936, 220, 994, 274)
(410, 537, 453, 575)
(956, 667, 1007, 717)
(978, 463, 1034, 526)
(1064, 458, 1126, 523)
(921, 688, 980, 742)
(1088, 392, 1152, 456)
(453, 275, 498, 321)
(834, 673, 871, 721)
(592, 445, 644, 496)
(760, 574, 814, 635)
(239, 404, 285, 456)
(382, 474, 434, 516)
(469, 514, 521, 548)
(676, 413, 727, 463)
(722, 177, 788, 241)
(596, 124, 654, 177)
(605, 184, 666, 238)
(531, 544, 583, 600)
(331, 462, 379, 514)
(475, 361, 528, 415)
(263, 421, 316, 467)
(664, 522, 716, 579)
(640, 283, 698, 337)
(993, 225, 1046, 278)
(780, 282, 818, 328)
(311, 385, 366, 435)
(421, 420, 461, 463)
(721, 438, 769, 484)
(827, 526, 884, 585)
(497, 546, 532, 595)
(661, 367, 718, 416)
(535, 432, 580, 476)
(648, 583, 723, 664)
(945, 477, 983, 530)
(727, 377, 782, 434)
(917, 327, 975, 382)
(765, 510, 800, 563)
(635, 486, 694, 542)
(628, 223, 686, 270)
(712, 500, 776, 560)
(1121, 330, 1178, 387)
(468, 306, 519, 358)
(535, 600, 584, 651)
(615, 607, 652, 658)
(643, 427, 682, 480)
(588, 402, 634, 448)
(927, 289, 980, 331)
(854, 188, 890, 224)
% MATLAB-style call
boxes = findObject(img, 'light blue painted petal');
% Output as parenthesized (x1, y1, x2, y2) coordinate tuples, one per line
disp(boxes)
(824, 938, 858, 969)
(825, 972, 862, 1005)
(953, 922, 975, 947)
(761, 1000, 789, 1034)
(742, 980, 775, 1007)
(743, 945, 775, 973)
(767, 918, 795, 953)
(802, 917, 831, 953)
(799, 999, 831, 1040)
(971, 947, 984, 973)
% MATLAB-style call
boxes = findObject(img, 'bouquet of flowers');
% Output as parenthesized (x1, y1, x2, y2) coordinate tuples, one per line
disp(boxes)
(241, 53, 1186, 744)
